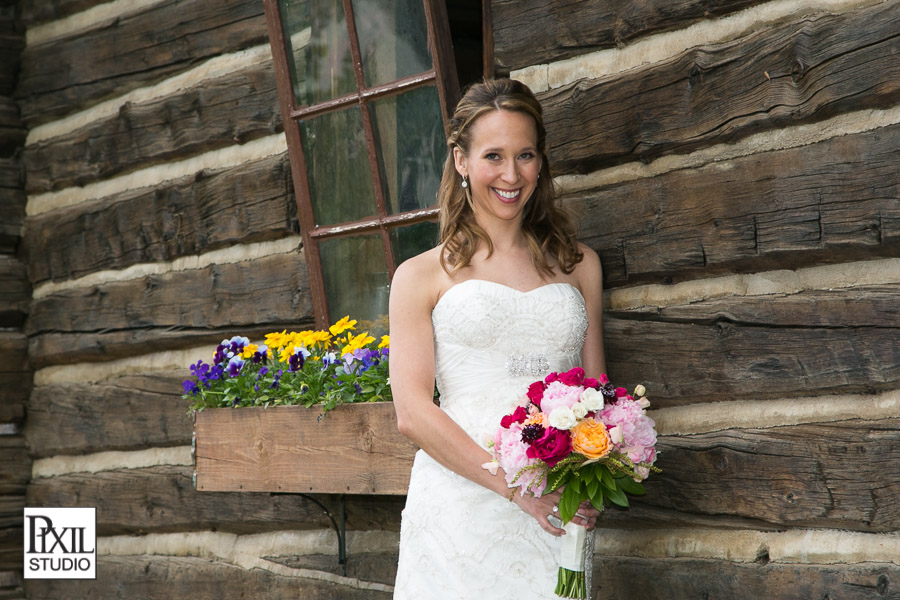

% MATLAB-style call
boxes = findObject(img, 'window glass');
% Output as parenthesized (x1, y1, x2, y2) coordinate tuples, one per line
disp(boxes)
(279, 0, 356, 106)
(391, 221, 439, 266)
(352, 0, 432, 88)
(319, 234, 391, 331)
(300, 107, 376, 227)
(369, 86, 446, 215)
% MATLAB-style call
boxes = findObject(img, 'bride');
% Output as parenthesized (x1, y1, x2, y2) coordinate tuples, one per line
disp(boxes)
(389, 79, 606, 598)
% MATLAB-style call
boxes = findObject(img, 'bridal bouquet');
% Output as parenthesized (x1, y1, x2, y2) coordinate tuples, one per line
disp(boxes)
(484, 367, 660, 598)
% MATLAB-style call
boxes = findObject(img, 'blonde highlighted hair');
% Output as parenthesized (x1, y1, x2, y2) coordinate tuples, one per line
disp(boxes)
(438, 78, 582, 276)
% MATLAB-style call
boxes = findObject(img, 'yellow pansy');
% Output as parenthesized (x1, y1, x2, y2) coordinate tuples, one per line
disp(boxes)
(378, 335, 390, 349)
(341, 331, 375, 355)
(329, 316, 357, 336)
(240, 343, 259, 359)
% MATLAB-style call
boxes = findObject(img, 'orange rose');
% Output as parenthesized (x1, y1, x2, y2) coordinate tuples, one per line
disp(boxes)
(571, 418, 612, 460)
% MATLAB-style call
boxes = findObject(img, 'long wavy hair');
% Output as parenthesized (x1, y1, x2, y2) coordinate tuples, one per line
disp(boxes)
(438, 78, 582, 276)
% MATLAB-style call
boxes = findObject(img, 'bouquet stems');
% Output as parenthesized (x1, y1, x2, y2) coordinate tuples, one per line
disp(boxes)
(555, 521, 588, 598)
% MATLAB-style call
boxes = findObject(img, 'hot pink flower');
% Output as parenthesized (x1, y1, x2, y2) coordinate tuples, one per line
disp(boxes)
(500, 405, 529, 429)
(582, 377, 599, 389)
(526, 381, 546, 406)
(526, 427, 572, 467)
(598, 374, 609, 385)
(558, 367, 585, 386)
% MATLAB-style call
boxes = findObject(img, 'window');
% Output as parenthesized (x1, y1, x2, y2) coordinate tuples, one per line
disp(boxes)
(263, 0, 469, 331)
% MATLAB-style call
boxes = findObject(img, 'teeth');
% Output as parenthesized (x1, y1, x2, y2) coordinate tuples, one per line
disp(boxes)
(493, 188, 519, 199)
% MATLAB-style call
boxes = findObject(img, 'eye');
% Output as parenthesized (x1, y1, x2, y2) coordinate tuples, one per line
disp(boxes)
(484, 152, 500, 161)
(519, 151, 536, 160)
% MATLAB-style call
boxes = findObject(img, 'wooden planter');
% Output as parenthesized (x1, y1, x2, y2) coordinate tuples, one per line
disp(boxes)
(193, 402, 417, 495)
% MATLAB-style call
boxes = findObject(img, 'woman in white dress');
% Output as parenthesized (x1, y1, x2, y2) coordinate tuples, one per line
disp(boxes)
(390, 79, 606, 598)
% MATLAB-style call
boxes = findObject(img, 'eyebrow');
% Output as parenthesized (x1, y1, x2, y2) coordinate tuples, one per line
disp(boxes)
(482, 146, 537, 154)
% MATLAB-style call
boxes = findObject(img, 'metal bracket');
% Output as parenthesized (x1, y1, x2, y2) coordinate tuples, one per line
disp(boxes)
(272, 493, 347, 576)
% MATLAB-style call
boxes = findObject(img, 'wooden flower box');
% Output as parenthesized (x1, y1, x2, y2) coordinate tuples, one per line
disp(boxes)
(192, 402, 417, 495)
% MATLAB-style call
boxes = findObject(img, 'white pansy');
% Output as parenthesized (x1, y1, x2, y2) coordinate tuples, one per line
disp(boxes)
(580, 387, 604, 411)
(571, 403, 588, 419)
(549, 406, 577, 430)
(608, 425, 624, 445)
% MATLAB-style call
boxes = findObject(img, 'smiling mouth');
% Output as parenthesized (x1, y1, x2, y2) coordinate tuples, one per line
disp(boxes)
(492, 187, 521, 201)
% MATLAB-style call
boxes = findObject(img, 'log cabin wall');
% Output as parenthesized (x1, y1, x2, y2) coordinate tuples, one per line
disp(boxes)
(493, 0, 900, 596)
(16, 0, 400, 597)
(0, 4, 28, 599)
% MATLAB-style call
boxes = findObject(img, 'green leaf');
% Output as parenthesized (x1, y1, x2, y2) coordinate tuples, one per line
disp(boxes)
(599, 465, 615, 488)
(546, 466, 572, 493)
(603, 483, 630, 508)
(589, 488, 604, 512)
(616, 476, 646, 496)
(559, 484, 582, 524)
(585, 474, 599, 499)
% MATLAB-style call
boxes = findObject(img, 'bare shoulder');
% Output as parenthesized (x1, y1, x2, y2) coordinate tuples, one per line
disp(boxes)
(391, 245, 445, 312)
(573, 243, 602, 291)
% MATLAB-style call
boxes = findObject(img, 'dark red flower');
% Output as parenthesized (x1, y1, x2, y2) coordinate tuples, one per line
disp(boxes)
(500, 405, 529, 429)
(526, 427, 572, 467)
(559, 367, 585, 386)
(526, 381, 546, 406)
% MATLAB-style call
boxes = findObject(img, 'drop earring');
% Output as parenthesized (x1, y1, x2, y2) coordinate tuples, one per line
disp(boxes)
(461, 176, 468, 189)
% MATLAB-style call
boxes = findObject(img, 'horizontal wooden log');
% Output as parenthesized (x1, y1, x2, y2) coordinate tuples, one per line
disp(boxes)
(19, 0, 106, 27)
(605, 312, 900, 405)
(627, 420, 900, 532)
(572, 117, 900, 287)
(0, 97, 24, 159)
(0, 163, 24, 255)
(594, 557, 900, 600)
(0, 255, 28, 328)
(24, 153, 297, 286)
(0, 332, 30, 420)
(27, 253, 314, 368)
(16, 0, 269, 126)
(0, 569, 23, 599)
(24, 555, 391, 600)
(542, 1, 900, 175)
(26, 377, 192, 457)
(194, 403, 417, 495)
(25, 62, 282, 194)
(27, 465, 404, 535)
(492, 0, 759, 73)
(271, 551, 398, 587)
(0, 436, 29, 497)
(0, 527, 24, 572)
(27, 324, 302, 370)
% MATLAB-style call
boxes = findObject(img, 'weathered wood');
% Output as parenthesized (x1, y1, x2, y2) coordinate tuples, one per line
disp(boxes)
(20, 0, 110, 27)
(0, 527, 24, 572)
(27, 324, 305, 370)
(0, 569, 23, 600)
(0, 436, 29, 497)
(630, 420, 900, 532)
(271, 551, 398, 587)
(27, 253, 314, 368)
(24, 154, 297, 286)
(16, 0, 269, 126)
(0, 98, 23, 159)
(195, 403, 417, 495)
(492, 0, 759, 73)
(594, 557, 900, 600)
(542, 1, 900, 175)
(0, 256, 28, 327)
(571, 119, 900, 286)
(24, 555, 392, 600)
(27, 465, 404, 535)
(24, 62, 282, 194)
(0, 333, 29, 420)
(605, 314, 900, 405)
(26, 378, 192, 457)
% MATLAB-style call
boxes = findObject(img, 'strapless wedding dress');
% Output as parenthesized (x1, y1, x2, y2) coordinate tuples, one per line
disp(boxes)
(394, 279, 589, 599)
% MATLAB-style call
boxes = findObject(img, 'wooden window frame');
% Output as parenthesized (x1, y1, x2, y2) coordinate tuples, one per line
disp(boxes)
(263, 0, 460, 329)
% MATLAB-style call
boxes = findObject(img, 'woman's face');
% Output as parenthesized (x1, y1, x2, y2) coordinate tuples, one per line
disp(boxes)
(454, 109, 541, 227)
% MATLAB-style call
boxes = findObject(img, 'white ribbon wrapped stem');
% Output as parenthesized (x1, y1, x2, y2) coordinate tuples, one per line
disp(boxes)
(559, 521, 587, 571)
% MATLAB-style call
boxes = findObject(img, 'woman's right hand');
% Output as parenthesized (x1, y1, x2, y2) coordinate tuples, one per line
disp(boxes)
(512, 489, 566, 536)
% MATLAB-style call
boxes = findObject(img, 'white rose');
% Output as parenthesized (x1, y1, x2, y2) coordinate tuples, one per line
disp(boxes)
(633, 384, 646, 397)
(580, 387, 604, 411)
(571, 403, 588, 419)
(548, 406, 577, 430)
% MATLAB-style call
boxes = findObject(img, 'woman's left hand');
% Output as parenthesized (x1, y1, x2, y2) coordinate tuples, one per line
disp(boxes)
(569, 500, 601, 530)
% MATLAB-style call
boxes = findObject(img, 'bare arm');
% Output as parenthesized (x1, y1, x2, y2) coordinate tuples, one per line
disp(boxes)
(576, 244, 607, 377)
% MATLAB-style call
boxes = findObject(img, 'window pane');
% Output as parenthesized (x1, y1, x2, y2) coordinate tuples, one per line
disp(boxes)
(369, 86, 445, 215)
(391, 220, 439, 266)
(279, 0, 356, 106)
(319, 234, 390, 333)
(352, 0, 431, 88)
(300, 107, 376, 226)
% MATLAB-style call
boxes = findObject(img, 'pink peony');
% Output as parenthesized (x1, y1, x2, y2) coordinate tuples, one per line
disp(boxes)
(526, 427, 572, 467)
(599, 400, 657, 464)
(494, 424, 546, 495)
(539, 380, 585, 415)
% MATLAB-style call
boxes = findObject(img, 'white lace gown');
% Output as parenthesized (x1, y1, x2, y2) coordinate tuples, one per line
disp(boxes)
(394, 279, 589, 599)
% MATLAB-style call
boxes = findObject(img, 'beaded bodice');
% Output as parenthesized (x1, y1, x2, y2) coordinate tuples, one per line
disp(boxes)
(430, 279, 588, 440)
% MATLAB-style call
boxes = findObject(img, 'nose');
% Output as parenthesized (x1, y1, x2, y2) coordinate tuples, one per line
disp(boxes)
(501, 160, 519, 184)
